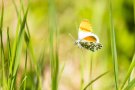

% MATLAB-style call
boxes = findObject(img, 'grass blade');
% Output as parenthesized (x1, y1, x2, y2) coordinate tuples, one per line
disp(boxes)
(20, 0, 30, 37)
(89, 53, 93, 90)
(19, 76, 27, 89)
(121, 53, 135, 89)
(80, 51, 85, 90)
(23, 45, 28, 90)
(134, 0, 135, 23)
(7, 27, 12, 60)
(83, 71, 109, 90)
(13, 8, 28, 76)
(13, 0, 30, 38)
(19, 1, 43, 89)
(109, 0, 119, 89)
(124, 78, 135, 90)
(0, 0, 5, 60)
(58, 62, 65, 81)
(0, 1, 7, 89)
(7, 28, 12, 87)
(48, 0, 59, 89)
(14, 7, 28, 76)
(8, 8, 28, 89)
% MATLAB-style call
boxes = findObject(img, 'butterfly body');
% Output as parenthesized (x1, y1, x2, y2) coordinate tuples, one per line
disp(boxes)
(76, 19, 102, 52)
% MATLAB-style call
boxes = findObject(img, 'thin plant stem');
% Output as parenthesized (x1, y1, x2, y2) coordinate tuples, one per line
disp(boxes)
(0, 1, 7, 89)
(23, 47, 28, 90)
(121, 53, 135, 89)
(89, 53, 93, 90)
(109, 0, 119, 89)
(83, 71, 109, 90)
(48, 0, 59, 89)
(80, 50, 85, 90)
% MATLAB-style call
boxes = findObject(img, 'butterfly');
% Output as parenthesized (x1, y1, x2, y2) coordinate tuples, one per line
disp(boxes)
(75, 19, 102, 52)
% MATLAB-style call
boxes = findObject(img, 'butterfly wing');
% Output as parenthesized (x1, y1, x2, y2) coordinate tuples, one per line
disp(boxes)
(77, 19, 102, 51)
(78, 19, 99, 43)
(78, 19, 93, 40)
(83, 36, 97, 42)
(79, 19, 93, 32)
(79, 41, 102, 51)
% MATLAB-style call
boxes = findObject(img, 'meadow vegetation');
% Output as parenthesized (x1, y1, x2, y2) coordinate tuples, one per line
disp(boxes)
(0, 0, 135, 90)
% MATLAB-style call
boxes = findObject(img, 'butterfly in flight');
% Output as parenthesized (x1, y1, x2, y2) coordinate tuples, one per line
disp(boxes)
(75, 19, 102, 52)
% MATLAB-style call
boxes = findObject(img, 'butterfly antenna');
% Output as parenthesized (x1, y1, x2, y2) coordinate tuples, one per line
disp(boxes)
(68, 33, 76, 41)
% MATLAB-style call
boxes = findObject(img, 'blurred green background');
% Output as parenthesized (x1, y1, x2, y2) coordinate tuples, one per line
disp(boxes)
(0, 0, 135, 90)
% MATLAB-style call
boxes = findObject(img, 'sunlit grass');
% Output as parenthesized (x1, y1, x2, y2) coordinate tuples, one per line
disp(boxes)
(134, 0, 135, 22)
(0, 0, 42, 90)
(83, 71, 109, 90)
(89, 53, 93, 90)
(0, 1, 7, 90)
(109, 0, 119, 89)
(48, 0, 59, 90)
(80, 51, 85, 90)
(8, 7, 28, 90)
(121, 54, 135, 90)
(0, 0, 134, 90)
(120, 0, 135, 90)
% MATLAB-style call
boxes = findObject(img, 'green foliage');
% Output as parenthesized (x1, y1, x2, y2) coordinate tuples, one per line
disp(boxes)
(8, 7, 28, 90)
(0, 1, 7, 89)
(83, 71, 109, 90)
(48, 0, 59, 89)
(124, 78, 135, 90)
(109, 0, 119, 89)
(121, 53, 135, 89)
(0, 0, 134, 90)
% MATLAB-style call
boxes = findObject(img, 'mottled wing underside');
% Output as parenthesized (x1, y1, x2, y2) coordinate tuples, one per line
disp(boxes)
(79, 40, 102, 52)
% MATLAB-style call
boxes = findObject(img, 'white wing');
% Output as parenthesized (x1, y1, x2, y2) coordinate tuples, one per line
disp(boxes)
(78, 29, 100, 43)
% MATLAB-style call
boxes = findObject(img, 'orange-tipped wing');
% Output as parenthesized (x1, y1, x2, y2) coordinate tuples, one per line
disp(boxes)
(79, 19, 93, 32)
(83, 36, 97, 42)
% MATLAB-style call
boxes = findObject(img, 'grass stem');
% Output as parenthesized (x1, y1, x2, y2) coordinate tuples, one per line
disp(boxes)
(109, 0, 119, 89)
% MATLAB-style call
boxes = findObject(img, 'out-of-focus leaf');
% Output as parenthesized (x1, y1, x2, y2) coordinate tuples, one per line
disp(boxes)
(124, 78, 135, 90)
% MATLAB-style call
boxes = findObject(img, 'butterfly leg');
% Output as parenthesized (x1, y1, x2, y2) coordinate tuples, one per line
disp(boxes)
(75, 40, 83, 48)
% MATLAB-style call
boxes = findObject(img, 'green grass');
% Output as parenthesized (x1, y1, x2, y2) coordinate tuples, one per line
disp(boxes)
(0, 0, 42, 90)
(48, 0, 59, 90)
(80, 51, 85, 90)
(8, 7, 28, 90)
(134, 0, 135, 23)
(120, 0, 135, 90)
(89, 53, 93, 90)
(0, 0, 134, 90)
(7, 27, 11, 61)
(23, 47, 28, 90)
(83, 71, 109, 90)
(108, 0, 119, 89)
(121, 53, 135, 90)
(124, 78, 135, 90)
(14, 0, 42, 89)
(0, 1, 7, 89)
